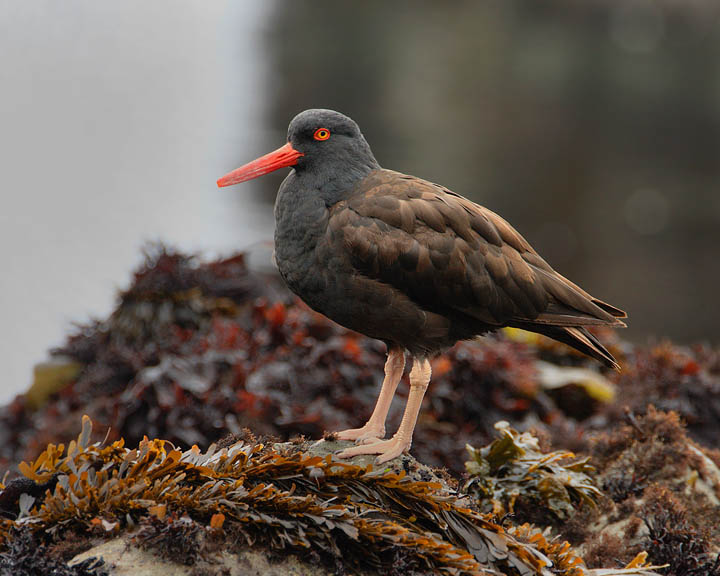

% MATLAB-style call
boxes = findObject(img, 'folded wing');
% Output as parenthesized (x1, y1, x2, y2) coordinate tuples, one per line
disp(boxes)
(328, 169, 626, 368)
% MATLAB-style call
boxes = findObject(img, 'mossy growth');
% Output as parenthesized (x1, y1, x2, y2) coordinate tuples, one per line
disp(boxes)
(465, 421, 600, 523)
(0, 417, 663, 576)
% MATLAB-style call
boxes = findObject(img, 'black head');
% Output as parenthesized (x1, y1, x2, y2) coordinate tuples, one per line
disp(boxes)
(218, 109, 380, 203)
(287, 109, 379, 181)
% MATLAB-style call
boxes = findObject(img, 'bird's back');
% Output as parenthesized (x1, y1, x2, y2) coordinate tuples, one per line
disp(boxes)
(324, 169, 626, 365)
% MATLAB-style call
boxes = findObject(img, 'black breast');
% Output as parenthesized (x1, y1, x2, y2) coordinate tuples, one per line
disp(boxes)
(273, 171, 476, 355)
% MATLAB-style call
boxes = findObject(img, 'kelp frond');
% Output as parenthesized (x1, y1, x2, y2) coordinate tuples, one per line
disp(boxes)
(465, 421, 601, 520)
(0, 417, 665, 576)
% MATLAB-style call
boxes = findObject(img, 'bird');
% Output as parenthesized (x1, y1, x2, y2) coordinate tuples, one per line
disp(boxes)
(217, 109, 626, 464)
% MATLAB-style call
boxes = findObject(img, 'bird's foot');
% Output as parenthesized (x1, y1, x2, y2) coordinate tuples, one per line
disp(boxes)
(336, 435, 410, 464)
(335, 423, 385, 445)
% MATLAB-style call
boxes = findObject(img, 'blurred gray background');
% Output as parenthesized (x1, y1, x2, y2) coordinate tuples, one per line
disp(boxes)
(1, 0, 719, 402)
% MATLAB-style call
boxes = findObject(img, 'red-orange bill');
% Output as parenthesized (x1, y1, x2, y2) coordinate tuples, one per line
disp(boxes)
(217, 142, 303, 187)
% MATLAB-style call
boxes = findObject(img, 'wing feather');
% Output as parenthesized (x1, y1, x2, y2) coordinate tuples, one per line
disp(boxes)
(331, 169, 626, 333)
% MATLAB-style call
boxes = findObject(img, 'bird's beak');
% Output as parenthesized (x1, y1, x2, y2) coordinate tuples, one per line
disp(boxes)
(217, 142, 304, 187)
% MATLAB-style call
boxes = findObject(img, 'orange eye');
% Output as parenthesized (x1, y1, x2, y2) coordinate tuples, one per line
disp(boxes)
(313, 128, 330, 141)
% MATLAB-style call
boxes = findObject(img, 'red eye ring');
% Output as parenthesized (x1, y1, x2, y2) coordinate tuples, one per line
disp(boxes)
(313, 128, 331, 141)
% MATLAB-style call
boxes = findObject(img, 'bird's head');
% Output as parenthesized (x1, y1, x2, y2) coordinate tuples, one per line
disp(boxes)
(217, 109, 379, 192)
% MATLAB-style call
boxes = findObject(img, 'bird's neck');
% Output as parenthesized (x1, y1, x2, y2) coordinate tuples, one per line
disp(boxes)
(273, 172, 331, 295)
(296, 154, 380, 206)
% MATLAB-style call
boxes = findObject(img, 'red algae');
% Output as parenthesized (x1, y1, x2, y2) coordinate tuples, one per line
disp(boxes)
(0, 245, 716, 575)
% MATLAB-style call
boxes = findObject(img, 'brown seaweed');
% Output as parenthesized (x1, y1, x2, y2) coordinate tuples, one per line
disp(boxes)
(0, 417, 663, 576)
(1, 246, 718, 480)
(0, 246, 715, 574)
(465, 421, 600, 522)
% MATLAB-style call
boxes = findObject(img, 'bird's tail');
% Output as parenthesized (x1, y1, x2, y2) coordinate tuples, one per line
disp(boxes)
(515, 323, 621, 371)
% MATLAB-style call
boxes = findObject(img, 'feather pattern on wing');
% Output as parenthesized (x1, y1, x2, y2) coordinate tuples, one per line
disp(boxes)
(324, 169, 625, 366)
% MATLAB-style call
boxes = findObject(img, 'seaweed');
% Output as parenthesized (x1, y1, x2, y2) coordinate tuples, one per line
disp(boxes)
(2, 246, 718, 482)
(591, 407, 713, 509)
(465, 421, 600, 522)
(567, 408, 720, 574)
(0, 246, 715, 573)
(0, 246, 620, 477)
(640, 485, 719, 576)
(0, 528, 108, 576)
(136, 514, 207, 566)
(0, 417, 663, 576)
(0, 474, 59, 519)
(604, 343, 720, 450)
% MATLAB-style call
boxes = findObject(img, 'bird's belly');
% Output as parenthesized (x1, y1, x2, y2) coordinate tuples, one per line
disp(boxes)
(280, 255, 465, 355)
(273, 193, 472, 354)
(275, 243, 351, 317)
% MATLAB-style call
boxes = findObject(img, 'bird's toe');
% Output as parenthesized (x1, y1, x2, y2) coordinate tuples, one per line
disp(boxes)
(335, 441, 382, 459)
(374, 439, 410, 464)
(335, 424, 385, 443)
(335, 437, 409, 462)
(356, 433, 383, 445)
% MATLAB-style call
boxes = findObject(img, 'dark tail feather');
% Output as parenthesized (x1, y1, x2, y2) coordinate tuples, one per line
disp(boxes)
(591, 298, 628, 320)
(516, 324, 621, 371)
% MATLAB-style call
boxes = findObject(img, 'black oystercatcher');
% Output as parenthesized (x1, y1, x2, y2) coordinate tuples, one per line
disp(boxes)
(217, 109, 626, 463)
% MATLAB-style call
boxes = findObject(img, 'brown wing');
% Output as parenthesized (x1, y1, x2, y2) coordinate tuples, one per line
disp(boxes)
(328, 169, 626, 366)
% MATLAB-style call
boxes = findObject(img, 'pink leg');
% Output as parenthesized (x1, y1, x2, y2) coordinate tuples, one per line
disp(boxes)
(336, 348, 405, 444)
(337, 356, 431, 464)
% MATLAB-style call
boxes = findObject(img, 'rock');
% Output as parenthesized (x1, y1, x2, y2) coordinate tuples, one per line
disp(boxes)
(70, 536, 362, 576)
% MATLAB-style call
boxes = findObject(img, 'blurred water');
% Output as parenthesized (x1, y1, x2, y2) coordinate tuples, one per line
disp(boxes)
(0, 1, 273, 402)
